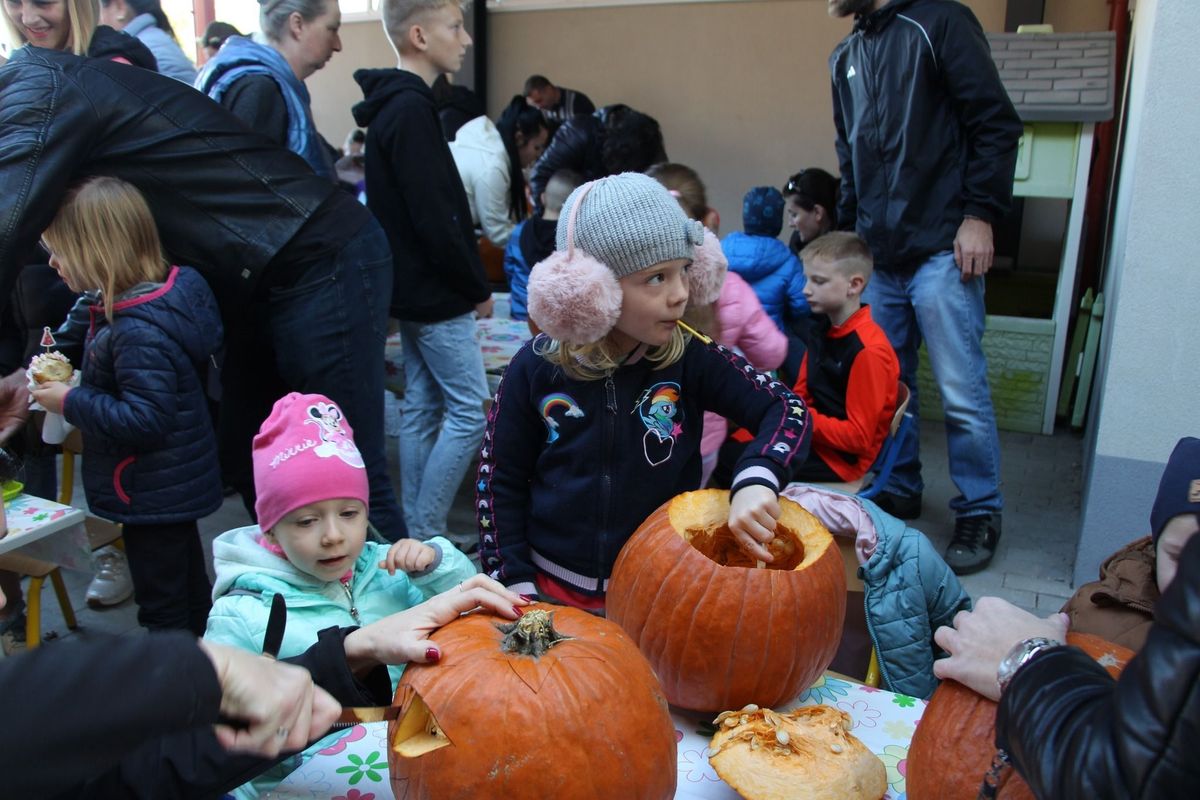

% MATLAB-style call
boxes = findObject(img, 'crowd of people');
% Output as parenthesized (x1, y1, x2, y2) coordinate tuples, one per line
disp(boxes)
(0, 0, 1193, 796)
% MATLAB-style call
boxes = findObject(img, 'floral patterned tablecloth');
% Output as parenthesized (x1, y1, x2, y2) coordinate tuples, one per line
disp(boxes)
(270, 674, 925, 800)
(0, 493, 91, 569)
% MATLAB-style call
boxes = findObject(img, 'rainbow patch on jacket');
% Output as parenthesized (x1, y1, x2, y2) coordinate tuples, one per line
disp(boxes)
(539, 392, 585, 443)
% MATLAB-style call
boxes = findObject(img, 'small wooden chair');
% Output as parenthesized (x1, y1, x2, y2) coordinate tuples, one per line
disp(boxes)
(829, 536, 881, 687)
(0, 441, 125, 648)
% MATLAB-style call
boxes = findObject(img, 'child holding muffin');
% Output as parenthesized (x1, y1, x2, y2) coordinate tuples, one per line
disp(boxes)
(30, 176, 224, 635)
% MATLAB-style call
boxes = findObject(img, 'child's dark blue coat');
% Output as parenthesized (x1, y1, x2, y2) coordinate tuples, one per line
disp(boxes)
(63, 266, 223, 524)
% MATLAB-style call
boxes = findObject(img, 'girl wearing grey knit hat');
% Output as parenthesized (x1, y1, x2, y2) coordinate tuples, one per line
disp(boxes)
(475, 173, 813, 610)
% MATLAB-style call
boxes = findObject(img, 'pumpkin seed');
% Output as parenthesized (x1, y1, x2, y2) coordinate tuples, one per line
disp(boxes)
(723, 717, 738, 727)
(741, 704, 759, 712)
(830, 744, 843, 754)
(775, 730, 790, 746)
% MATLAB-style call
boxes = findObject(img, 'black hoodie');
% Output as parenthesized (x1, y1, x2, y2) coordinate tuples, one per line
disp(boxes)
(352, 69, 489, 321)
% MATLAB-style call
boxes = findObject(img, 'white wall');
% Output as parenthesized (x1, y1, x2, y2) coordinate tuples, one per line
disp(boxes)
(1076, 0, 1200, 583)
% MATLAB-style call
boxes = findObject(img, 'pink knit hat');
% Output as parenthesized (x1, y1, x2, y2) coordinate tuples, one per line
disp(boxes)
(253, 392, 369, 533)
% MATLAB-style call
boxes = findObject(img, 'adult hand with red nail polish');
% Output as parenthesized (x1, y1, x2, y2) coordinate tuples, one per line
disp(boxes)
(343, 575, 529, 673)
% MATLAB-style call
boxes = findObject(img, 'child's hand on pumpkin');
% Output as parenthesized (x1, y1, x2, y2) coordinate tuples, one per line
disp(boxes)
(30, 380, 70, 415)
(728, 485, 780, 563)
(380, 539, 437, 575)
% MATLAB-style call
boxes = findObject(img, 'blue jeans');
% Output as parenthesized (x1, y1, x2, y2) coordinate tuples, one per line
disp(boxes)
(862, 251, 1003, 516)
(219, 218, 406, 540)
(397, 313, 488, 539)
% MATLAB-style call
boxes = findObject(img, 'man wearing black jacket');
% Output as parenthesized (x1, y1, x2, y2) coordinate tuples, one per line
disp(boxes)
(829, 0, 1022, 574)
(933, 528, 1199, 797)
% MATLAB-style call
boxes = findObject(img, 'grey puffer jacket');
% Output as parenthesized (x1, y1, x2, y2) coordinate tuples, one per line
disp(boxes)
(782, 485, 971, 699)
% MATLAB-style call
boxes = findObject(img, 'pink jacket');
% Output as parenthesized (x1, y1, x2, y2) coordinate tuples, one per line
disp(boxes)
(702, 271, 788, 458)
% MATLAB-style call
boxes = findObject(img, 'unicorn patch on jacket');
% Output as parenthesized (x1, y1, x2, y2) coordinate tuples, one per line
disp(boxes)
(636, 382, 683, 467)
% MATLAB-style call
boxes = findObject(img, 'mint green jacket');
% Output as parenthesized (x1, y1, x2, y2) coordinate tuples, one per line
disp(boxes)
(204, 526, 477, 799)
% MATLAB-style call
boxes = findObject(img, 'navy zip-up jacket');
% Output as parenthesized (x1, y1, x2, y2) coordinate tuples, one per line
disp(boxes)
(62, 266, 223, 525)
(476, 335, 811, 596)
(830, 0, 1022, 272)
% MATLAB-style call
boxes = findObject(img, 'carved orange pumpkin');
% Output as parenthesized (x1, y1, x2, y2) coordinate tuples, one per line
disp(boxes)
(388, 604, 677, 800)
(907, 632, 1134, 799)
(607, 489, 847, 712)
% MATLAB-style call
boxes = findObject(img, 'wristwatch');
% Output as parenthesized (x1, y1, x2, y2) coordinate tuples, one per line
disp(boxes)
(996, 636, 1063, 695)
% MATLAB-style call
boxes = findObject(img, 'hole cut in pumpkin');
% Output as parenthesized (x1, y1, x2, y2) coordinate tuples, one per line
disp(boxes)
(391, 691, 451, 758)
(667, 490, 805, 570)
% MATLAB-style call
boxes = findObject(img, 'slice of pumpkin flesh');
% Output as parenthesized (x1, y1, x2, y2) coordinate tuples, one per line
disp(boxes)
(392, 691, 451, 757)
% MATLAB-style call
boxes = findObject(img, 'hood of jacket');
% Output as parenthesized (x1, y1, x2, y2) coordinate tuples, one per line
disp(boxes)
(210, 523, 383, 603)
(352, 68, 430, 127)
(451, 115, 506, 157)
(722, 231, 797, 282)
(87, 24, 158, 71)
(92, 266, 221, 367)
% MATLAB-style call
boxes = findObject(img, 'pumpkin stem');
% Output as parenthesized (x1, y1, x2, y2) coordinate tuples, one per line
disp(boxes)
(497, 609, 573, 658)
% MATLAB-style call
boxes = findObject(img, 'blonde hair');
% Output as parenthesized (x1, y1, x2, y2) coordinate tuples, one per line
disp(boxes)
(381, 0, 467, 45)
(535, 327, 688, 382)
(43, 177, 167, 322)
(2, 0, 97, 56)
(800, 231, 874, 281)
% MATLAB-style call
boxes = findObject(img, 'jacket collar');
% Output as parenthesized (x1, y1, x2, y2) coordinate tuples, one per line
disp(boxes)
(855, 0, 918, 34)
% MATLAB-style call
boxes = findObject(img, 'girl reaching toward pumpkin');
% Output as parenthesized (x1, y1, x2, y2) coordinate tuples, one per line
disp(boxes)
(203, 391, 491, 800)
(476, 172, 812, 611)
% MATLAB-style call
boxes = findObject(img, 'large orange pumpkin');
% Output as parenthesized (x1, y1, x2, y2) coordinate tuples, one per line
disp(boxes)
(387, 604, 677, 800)
(907, 632, 1134, 799)
(607, 489, 847, 712)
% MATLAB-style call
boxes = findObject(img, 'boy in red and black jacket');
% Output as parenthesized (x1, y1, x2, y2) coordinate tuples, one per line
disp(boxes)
(789, 232, 898, 482)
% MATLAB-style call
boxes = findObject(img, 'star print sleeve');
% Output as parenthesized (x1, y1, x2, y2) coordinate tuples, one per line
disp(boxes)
(475, 345, 545, 597)
(693, 340, 811, 493)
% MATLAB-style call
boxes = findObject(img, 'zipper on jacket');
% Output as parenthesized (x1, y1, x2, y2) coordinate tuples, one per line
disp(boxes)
(341, 581, 361, 624)
(597, 374, 618, 593)
(862, 34, 890, 249)
(861, 584, 892, 691)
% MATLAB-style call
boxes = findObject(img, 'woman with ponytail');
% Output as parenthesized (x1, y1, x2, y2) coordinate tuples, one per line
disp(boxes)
(450, 95, 549, 248)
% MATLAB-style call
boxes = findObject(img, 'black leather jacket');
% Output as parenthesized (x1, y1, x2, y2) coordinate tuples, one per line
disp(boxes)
(830, 0, 1023, 271)
(997, 532, 1200, 797)
(0, 47, 345, 309)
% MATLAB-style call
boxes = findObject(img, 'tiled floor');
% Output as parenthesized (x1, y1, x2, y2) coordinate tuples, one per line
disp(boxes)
(12, 420, 1085, 646)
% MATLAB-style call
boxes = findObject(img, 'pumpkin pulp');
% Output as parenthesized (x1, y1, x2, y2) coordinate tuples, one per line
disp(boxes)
(667, 489, 811, 570)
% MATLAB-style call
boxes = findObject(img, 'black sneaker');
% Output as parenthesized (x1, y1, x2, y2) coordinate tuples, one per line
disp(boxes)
(945, 513, 1002, 575)
(871, 491, 923, 520)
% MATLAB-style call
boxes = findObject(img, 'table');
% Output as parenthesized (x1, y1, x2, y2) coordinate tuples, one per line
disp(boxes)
(272, 674, 926, 799)
(0, 493, 90, 570)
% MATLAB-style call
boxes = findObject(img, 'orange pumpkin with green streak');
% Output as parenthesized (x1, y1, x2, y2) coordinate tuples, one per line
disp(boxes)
(607, 489, 847, 712)
(388, 604, 677, 799)
(907, 632, 1134, 799)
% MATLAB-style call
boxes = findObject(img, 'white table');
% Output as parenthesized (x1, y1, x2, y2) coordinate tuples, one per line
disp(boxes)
(0, 493, 91, 570)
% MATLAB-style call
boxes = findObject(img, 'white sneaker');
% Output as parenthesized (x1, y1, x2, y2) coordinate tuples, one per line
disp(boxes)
(86, 545, 134, 608)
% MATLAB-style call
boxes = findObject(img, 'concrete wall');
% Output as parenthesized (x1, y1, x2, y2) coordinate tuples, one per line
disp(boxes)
(1075, 0, 1200, 584)
(306, 0, 1110, 228)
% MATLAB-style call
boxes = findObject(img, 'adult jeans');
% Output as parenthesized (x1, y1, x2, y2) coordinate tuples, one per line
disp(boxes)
(219, 217, 406, 540)
(862, 251, 1003, 516)
(397, 313, 489, 540)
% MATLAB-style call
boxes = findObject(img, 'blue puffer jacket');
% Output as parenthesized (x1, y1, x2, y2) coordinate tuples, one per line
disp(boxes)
(721, 231, 809, 331)
(63, 266, 223, 525)
(782, 485, 971, 699)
